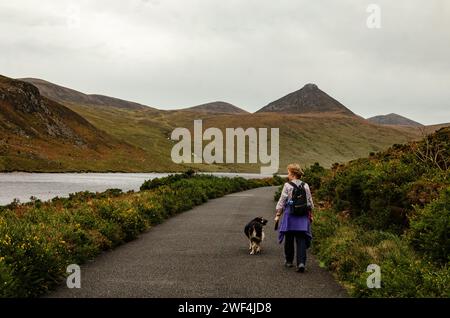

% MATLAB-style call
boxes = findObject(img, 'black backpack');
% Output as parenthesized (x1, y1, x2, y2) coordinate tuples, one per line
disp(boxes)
(288, 181, 308, 216)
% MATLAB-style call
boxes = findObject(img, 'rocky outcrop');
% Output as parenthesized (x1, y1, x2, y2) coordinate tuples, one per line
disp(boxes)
(0, 76, 88, 143)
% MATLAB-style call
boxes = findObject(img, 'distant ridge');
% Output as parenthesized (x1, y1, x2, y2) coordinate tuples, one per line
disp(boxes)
(367, 113, 423, 127)
(256, 83, 355, 116)
(179, 101, 249, 114)
(19, 78, 154, 110)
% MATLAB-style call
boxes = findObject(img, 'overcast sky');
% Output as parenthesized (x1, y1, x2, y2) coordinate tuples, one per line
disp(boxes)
(1, 0, 449, 124)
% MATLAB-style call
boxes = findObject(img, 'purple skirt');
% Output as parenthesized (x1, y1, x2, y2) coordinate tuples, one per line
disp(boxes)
(278, 205, 312, 246)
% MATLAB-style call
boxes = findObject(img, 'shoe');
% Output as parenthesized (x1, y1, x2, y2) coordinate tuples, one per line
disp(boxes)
(296, 263, 305, 273)
(284, 261, 294, 268)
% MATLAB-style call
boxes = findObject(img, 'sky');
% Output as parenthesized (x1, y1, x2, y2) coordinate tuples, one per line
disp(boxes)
(0, 0, 449, 125)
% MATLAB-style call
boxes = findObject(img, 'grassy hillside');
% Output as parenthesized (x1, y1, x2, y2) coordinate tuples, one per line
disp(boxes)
(5, 75, 442, 173)
(65, 102, 422, 172)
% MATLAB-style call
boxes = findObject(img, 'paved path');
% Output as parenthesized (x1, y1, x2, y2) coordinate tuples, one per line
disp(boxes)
(49, 186, 347, 298)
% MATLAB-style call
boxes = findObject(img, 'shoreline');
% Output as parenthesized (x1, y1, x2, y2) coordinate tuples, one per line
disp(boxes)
(0, 170, 279, 175)
(0, 172, 285, 206)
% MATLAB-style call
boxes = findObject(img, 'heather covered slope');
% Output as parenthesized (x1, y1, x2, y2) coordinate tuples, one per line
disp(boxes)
(65, 103, 421, 171)
(0, 76, 168, 172)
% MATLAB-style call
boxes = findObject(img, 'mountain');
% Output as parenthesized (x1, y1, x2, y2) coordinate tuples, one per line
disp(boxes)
(256, 83, 355, 116)
(19, 78, 154, 111)
(1, 75, 434, 173)
(367, 113, 423, 127)
(65, 102, 422, 172)
(179, 101, 249, 114)
(0, 75, 168, 172)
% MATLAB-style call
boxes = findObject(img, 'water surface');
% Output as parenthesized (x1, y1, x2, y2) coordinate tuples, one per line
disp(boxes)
(0, 172, 273, 205)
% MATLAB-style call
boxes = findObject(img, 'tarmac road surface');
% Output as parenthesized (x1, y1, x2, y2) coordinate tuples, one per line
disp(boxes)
(48, 186, 347, 298)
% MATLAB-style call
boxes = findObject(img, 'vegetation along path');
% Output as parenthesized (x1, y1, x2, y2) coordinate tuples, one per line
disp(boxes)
(49, 186, 347, 298)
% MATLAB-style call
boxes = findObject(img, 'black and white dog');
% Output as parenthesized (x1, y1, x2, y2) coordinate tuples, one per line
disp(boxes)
(244, 217, 268, 255)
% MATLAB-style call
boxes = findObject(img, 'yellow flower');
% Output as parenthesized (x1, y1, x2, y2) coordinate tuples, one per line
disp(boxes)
(2, 234, 11, 246)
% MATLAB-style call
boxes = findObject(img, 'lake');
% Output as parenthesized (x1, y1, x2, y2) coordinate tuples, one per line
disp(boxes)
(0, 172, 276, 206)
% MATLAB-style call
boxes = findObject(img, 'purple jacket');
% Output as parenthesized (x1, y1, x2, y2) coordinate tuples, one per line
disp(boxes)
(276, 180, 313, 244)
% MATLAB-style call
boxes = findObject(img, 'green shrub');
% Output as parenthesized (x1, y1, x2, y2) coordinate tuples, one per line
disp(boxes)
(312, 208, 450, 297)
(308, 129, 450, 297)
(0, 258, 17, 297)
(408, 186, 450, 264)
(354, 244, 450, 298)
(140, 169, 198, 191)
(272, 174, 285, 186)
(318, 154, 448, 234)
(303, 162, 327, 191)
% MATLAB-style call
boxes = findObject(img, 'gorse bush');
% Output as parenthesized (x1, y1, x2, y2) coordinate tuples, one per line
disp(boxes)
(318, 128, 449, 234)
(139, 169, 197, 191)
(303, 162, 327, 191)
(409, 128, 450, 172)
(408, 186, 450, 264)
(0, 173, 282, 297)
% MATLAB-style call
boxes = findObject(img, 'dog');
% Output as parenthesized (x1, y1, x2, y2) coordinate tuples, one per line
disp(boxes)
(244, 217, 268, 255)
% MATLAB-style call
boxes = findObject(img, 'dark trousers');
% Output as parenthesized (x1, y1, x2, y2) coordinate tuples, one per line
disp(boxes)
(284, 231, 307, 265)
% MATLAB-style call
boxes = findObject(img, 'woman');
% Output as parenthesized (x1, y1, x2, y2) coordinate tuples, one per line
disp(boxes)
(275, 163, 314, 273)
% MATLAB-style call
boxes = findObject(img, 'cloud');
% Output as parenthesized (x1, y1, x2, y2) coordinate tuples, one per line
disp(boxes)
(0, 0, 448, 124)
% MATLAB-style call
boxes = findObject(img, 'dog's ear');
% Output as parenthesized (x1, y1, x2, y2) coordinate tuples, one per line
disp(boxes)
(257, 217, 268, 225)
